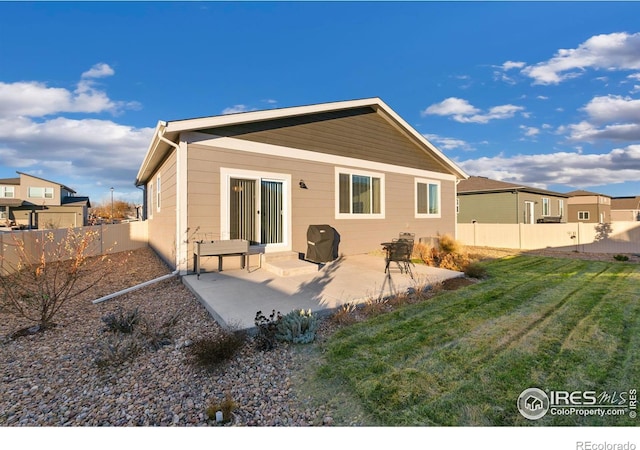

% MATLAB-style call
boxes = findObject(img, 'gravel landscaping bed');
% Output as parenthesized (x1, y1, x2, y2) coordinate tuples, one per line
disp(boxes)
(0, 247, 332, 427)
(3, 244, 632, 428)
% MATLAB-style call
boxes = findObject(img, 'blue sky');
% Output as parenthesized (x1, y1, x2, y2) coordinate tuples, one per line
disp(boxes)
(1, 1, 640, 206)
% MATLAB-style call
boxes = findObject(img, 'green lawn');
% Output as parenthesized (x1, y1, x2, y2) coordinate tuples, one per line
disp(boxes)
(316, 256, 640, 426)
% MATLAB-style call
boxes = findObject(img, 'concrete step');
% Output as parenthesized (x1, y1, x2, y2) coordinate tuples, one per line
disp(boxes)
(262, 256, 319, 277)
(261, 251, 300, 263)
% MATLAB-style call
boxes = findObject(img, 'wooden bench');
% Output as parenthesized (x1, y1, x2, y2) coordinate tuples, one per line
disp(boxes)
(194, 240, 250, 278)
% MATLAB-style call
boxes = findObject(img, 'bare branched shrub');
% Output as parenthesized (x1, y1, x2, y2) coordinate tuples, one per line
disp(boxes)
(0, 228, 114, 331)
(330, 302, 358, 326)
(361, 297, 390, 318)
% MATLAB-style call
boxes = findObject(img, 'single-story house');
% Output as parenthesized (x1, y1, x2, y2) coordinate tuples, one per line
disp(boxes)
(135, 98, 468, 274)
(610, 196, 639, 222)
(457, 176, 569, 224)
(565, 190, 611, 224)
(0, 172, 91, 229)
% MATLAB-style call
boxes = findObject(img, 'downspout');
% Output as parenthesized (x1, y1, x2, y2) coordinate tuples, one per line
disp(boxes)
(455, 179, 461, 240)
(157, 126, 188, 275)
(158, 122, 188, 275)
(92, 270, 179, 304)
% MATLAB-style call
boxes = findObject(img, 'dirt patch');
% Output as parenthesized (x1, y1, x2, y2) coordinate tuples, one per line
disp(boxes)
(464, 245, 640, 263)
(441, 277, 477, 290)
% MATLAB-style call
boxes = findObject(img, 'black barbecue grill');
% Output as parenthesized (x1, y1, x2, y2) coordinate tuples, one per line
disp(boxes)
(306, 224, 337, 263)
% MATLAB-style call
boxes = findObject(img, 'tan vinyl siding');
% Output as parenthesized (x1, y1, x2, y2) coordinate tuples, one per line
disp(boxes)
(20, 173, 61, 206)
(186, 142, 456, 270)
(198, 108, 453, 175)
(567, 195, 611, 223)
(147, 151, 177, 267)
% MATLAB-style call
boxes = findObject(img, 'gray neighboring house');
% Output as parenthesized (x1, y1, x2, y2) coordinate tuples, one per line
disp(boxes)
(135, 98, 468, 274)
(457, 176, 568, 224)
(0, 172, 91, 229)
(565, 190, 611, 224)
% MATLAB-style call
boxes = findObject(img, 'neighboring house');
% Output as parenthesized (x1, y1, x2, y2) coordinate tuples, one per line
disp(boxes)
(611, 196, 640, 222)
(565, 190, 611, 224)
(0, 172, 90, 229)
(135, 98, 468, 273)
(457, 176, 568, 224)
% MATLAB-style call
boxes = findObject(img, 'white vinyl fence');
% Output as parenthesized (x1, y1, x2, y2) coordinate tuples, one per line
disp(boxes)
(0, 222, 148, 275)
(457, 221, 640, 253)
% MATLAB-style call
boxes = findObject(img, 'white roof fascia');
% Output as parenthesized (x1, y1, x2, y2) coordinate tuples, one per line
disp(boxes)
(372, 98, 469, 180)
(163, 98, 382, 134)
(135, 121, 166, 185)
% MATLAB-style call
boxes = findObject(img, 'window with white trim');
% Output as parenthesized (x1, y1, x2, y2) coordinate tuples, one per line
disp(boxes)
(156, 175, 161, 212)
(578, 211, 589, 221)
(542, 198, 550, 216)
(0, 206, 7, 219)
(558, 199, 564, 218)
(336, 169, 384, 218)
(148, 182, 153, 218)
(28, 187, 54, 199)
(415, 178, 441, 218)
(1, 186, 14, 198)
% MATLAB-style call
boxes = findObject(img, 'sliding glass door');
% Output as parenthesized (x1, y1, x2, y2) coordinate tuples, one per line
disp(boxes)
(229, 177, 284, 246)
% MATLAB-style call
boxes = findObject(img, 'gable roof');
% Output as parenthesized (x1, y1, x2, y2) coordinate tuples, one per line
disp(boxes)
(61, 196, 91, 208)
(457, 176, 569, 197)
(16, 171, 76, 194)
(0, 177, 20, 185)
(611, 196, 640, 210)
(136, 97, 468, 185)
(565, 189, 610, 197)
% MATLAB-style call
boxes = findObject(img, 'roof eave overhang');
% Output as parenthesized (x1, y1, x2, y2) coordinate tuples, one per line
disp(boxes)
(459, 187, 569, 197)
(135, 97, 469, 184)
(135, 121, 169, 186)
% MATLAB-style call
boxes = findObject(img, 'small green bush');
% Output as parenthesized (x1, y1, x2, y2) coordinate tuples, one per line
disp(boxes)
(276, 309, 318, 344)
(188, 329, 247, 369)
(101, 307, 140, 334)
(94, 334, 141, 368)
(614, 254, 629, 262)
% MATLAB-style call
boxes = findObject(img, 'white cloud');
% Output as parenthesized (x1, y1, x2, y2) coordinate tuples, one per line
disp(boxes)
(522, 32, 640, 85)
(422, 97, 478, 116)
(563, 95, 640, 142)
(458, 144, 640, 189)
(422, 133, 474, 151)
(422, 97, 524, 124)
(81, 63, 115, 79)
(582, 95, 640, 124)
(519, 125, 540, 137)
(501, 61, 526, 71)
(222, 104, 251, 114)
(0, 63, 138, 118)
(0, 64, 150, 202)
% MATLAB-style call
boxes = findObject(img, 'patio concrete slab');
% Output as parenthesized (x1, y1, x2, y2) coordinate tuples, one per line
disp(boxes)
(182, 254, 463, 330)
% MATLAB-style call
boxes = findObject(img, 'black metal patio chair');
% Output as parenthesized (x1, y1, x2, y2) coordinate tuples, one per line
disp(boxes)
(383, 239, 414, 280)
